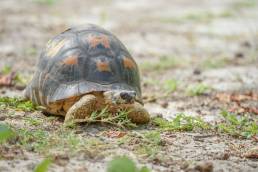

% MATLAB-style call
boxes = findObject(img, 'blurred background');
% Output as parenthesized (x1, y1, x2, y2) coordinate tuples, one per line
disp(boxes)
(0, 0, 258, 117)
(1, 1, 258, 171)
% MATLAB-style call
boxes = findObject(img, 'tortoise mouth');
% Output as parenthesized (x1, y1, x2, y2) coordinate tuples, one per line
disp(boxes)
(47, 81, 143, 105)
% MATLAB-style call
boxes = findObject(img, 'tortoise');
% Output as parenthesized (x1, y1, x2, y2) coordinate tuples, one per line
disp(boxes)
(24, 24, 150, 124)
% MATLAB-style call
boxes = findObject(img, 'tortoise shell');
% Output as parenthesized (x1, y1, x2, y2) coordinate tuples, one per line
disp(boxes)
(24, 24, 142, 107)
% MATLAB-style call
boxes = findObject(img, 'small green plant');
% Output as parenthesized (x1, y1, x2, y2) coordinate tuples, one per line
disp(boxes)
(216, 110, 258, 138)
(201, 58, 227, 69)
(1, 66, 28, 86)
(140, 55, 180, 72)
(163, 79, 177, 93)
(33, 0, 59, 5)
(17, 128, 49, 152)
(1, 66, 12, 75)
(232, 0, 257, 10)
(0, 97, 38, 111)
(186, 83, 210, 96)
(158, 10, 234, 24)
(24, 117, 43, 126)
(0, 124, 15, 143)
(100, 11, 108, 24)
(107, 156, 150, 172)
(34, 158, 52, 172)
(72, 107, 137, 129)
(153, 114, 210, 131)
(136, 131, 162, 157)
(142, 131, 162, 145)
(14, 73, 28, 86)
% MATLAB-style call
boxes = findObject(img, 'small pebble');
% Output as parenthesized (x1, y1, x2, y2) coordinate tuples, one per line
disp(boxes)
(193, 69, 201, 75)
(195, 161, 213, 172)
(235, 52, 244, 58)
(0, 115, 6, 121)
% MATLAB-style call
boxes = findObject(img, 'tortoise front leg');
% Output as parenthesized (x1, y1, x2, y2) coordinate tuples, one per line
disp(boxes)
(64, 94, 97, 123)
(119, 102, 150, 124)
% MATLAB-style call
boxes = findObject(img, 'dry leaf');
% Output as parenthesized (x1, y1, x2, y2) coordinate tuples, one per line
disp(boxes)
(104, 130, 127, 138)
(244, 147, 258, 159)
(0, 72, 16, 87)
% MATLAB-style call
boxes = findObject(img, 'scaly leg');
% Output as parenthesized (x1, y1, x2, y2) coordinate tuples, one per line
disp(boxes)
(64, 94, 97, 123)
(119, 102, 150, 124)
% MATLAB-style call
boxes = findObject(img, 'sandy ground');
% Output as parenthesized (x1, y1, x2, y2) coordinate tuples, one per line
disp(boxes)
(0, 0, 258, 171)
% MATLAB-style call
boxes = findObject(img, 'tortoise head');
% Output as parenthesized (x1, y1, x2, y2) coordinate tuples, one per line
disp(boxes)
(103, 90, 136, 104)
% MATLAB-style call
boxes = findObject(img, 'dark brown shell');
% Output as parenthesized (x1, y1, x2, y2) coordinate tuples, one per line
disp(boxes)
(24, 24, 142, 106)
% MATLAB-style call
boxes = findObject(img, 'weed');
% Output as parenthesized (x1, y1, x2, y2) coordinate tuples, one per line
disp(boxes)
(135, 131, 162, 158)
(201, 58, 227, 69)
(107, 156, 150, 172)
(72, 107, 137, 129)
(0, 97, 38, 111)
(1, 66, 12, 75)
(1, 66, 28, 86)
(33, 0, 59, 5)
(158, 10, 234, 24)
(25, 47, 37, 56)
(140, 55, 180, 72)
(216, 110, 258, 138)
(24, 117, 43, 126)
(14, 73, 29, 86)
(17, 128, 49, 152)
(186, 83, 210, 96)
(34, 158, 52, 172)
(163, 79, 177, 93)
(142, 131, 162, 145)
(232, 0, 257, 10)
(0, 124, 15, 143)
(183, 11, 233, 23)
(153, 112, 257, 139)
(117, 131, 163, 158)
(99, 11, 108, 24)
(153, 114, 210, 131)
(13, 125, 107, 154)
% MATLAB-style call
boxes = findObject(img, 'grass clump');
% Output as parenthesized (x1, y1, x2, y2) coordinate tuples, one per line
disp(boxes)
(201, 58, 227, 69)
(17, 128, 49, 152)
(163, 79, 178, 93)
(14, 127, 87, 154)
(1, 65, 29, 86)
(34, 158, 52, 172)
(153, 114, 210, 131)
(0, 124, 15, 143)
(135, 131, 163, 158)
(118, 131, 163, 158)
(216, 110, 258, 138)
(70, 107, 137, 129)
(107, 156, 150, 172)
(0, 97, 38, 111)
(186, 83, 210, 96)
(140, 55, 181, 72)
(232, 0, 257, 10)
(33, 0, 59, 5)
(24, 117, 43, 126)
(152, 111, 257, 139)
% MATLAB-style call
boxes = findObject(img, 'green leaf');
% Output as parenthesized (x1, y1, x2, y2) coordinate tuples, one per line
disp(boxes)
(0, 124, 14, 143)
(107, 156, 137, 172)
(139, 166, 151, 172)
(1, 66, 12, 74)
(34, 158, 52, 172)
